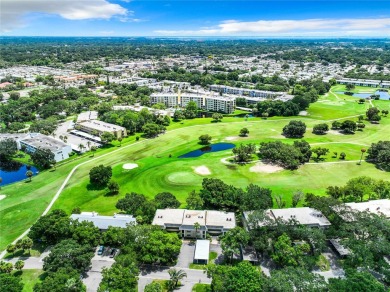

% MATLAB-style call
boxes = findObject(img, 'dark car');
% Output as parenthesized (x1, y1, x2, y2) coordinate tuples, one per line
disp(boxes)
(109, 248, 117, 258)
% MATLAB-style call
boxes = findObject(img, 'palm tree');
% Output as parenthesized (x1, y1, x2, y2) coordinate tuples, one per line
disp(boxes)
(118, 137, 123, 146)
(86, 141, 91, 150)
(78, 143, 85, 153)
(26, 170, 33, 182)
(359, 148, 367, 165)
(90, 146, 97, 157)
(193, 222, 201, 239)
(168, 268, 187, 289)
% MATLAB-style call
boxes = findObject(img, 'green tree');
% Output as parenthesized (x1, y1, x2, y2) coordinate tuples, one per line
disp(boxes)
(282, 120, 306, 138)
(242, 184, 273, 211)
(117, 136, 123, 146)
(30, 147, 55, 169)
(367, 141, 390, 171)
(329, 270, 386, 292)
(144, 282, 163, 292)
(332, 120, 342, 129)
(186, 190, 204, 210)
(0, 273, 23, 292)
(43, 239, 94, 273)
(311, 147, 329, 161)
(14, 260, 24, 271)
(239, 127, 249, 137)
(142, 123, 165, 138)
(0, 138, 18, 161)
(107, 180, 120, 195)
(184, 101, 198, 119)
(312, 123, 329, 135)
(199, 134, 212, 145)
(116, 192, 157, 223)
(272, 233, 310, 267)
(154, 192, 180, 209)
(220, 227, 249, 263)
(193, 222, 201, 239)
(168, 269, 187, 290)
(267, 267, 327, 292)
(89, 165, 112, 187)
(366, 107, 381, 122)
(339, 152, 346, 160)
(98, 263, 139, 292)
(33, 268, 86, 292)
(90, 145, 97, 157)
(28, 209, 71, 245)
(0, 261, 13, 273)
(212, 113, 223, 122)
(6, 244, 16, 256)
(139, 230, 181, 265)
(100, 131, 115, 144)
(232, 143, 256, 163)
(341, 120, 357, 134)
(70, 220, 101, 247)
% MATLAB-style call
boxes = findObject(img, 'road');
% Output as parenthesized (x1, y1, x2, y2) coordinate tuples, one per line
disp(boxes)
(4, 248, 50, 269)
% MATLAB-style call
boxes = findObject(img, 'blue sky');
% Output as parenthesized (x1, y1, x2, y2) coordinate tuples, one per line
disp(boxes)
(1, 0, 390, 37)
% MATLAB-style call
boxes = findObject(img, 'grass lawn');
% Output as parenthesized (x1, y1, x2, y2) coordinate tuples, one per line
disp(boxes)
(1, 85, 389, 251)
(192, 283, 211, 292)
(12, 269, 45, 292)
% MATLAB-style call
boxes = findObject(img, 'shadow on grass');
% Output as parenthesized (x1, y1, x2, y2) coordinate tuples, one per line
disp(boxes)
(86, 183, 107, 191)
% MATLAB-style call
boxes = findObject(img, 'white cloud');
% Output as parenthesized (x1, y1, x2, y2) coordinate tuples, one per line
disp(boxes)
(0, 0, 128, 32)
(155, 18, 390, 36)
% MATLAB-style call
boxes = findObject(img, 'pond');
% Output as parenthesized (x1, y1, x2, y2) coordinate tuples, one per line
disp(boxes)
(335, 90, 390, 100)
(179, 143, 235, 158)
(0, 161, 38, 186)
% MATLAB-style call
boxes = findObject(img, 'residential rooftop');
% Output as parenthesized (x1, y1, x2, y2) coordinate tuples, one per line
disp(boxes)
(343, 199, 390, 218)
(20, 133, 69, 152)
(70, 212, 136, 229)
(194, 240, 210, 261)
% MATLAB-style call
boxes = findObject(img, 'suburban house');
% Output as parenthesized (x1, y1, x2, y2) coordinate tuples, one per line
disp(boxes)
(0, 133, 72, 162)
(152, 209, 236, 238)
(70, 212, 136, 231)
(243, 207, 331, 230)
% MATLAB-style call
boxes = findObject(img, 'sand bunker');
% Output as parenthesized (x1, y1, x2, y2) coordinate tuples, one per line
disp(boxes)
(123, 163, 139, 170)
(0, 195, 6, 201)
(225, 136, 238, 141)
(249, 162, 283, 173)
(328, 130, 343, 135)
(193, 165, 211, 175)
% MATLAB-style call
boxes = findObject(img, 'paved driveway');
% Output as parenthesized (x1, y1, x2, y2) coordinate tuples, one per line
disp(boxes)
(175, 241, 195, 268)
(82, 254, 115, 292)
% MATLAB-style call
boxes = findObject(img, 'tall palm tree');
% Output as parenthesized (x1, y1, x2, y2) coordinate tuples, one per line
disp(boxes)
(86, 141, 91, 150)
(78, 144, 85, 153)
(193, 222, 201, 239)
(359, 148, 366, 165)
(168, 268, 187, 289)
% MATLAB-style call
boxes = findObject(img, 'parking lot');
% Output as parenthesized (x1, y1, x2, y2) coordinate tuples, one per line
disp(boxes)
(54, 120, 101, 152)
(82, 247, 116, 292)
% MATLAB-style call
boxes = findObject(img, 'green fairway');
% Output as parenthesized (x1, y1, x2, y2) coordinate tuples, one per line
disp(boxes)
(1, 85, 389, 251)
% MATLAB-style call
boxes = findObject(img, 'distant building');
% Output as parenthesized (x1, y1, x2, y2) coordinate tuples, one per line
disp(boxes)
(150, 92, 236, 114)
(336, 78, 380, 87)
(77, 120, 127, 139)
(152, 209, 236, 238)
(77, 111, 98, 123)
(209, 84, 284, 98)
(70, 212, 136, 231)
(0, 133, 72, 162)
(243, 207, 331, 230)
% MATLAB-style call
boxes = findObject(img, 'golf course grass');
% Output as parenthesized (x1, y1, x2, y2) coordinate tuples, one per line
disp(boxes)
(1, 85, 389, 251)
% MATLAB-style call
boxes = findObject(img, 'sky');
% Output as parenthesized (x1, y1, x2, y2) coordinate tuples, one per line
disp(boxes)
(1, 0, 390, 37)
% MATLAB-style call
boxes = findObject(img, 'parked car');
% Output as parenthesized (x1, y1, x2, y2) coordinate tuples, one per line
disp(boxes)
(97, 245, 104, 255)
(109, 248, 117, 258)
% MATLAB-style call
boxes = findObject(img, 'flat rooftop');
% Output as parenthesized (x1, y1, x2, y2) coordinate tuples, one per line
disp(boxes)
(244, 207, 331, 228)
(20, 133, 69, 152)
(70, 212, 136, 229)
(78, 120, 126, 132)
(194, 240, 210, 261)
(344, 199, 390, 218)
(182, 210, 206, 227)
(206, 210, 236, 229)
(152, 209, 185, 226)
(77, 111, 98, 122)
